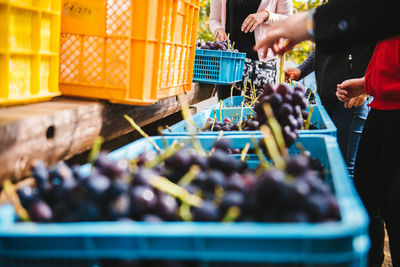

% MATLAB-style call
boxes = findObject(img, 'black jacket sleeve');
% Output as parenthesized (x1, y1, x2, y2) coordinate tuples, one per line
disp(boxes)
(297, 51, 315, 80)
(313, 0, 400, 53)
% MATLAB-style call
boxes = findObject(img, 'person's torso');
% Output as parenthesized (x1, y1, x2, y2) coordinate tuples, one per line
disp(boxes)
(365, 37, 400, 110)
(314, 42, 376, 105)
(225, 0, 261, 60)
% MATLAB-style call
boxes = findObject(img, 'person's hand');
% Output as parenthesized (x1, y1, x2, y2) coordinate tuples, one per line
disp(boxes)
(344, 94, 368, 108)
(285, 67, 301, 82)
(254, 12, 311, 58)
(215, 28, 228, 41)
(241, 11, 270, 33)
(336, 77, 366, 103)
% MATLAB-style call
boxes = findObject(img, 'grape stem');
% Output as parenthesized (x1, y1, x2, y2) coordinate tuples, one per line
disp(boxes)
(305, 104, 314, 130)
(88, 136, 104, 165)
(148, 175, 203, 207)
(262, 104, 287, 158)
(222, 206, 241, 223)
(3, 180, 30, 222)
(241, 143, 250, 161)
(124, 115, 161, 152)
(178, 165, 201, 187)
(260, 125, 286, 170)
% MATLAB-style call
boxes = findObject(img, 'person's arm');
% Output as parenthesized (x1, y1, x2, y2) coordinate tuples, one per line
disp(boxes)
(314, 0, 399, 53)
(254, 0, 400, 57)
(297, 51, 315, 79)
(209, 0, 224, 35)
(264, 0, 293, 26)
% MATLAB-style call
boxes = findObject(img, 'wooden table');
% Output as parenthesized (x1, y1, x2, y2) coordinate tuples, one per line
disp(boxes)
(0, 83, 215, 182)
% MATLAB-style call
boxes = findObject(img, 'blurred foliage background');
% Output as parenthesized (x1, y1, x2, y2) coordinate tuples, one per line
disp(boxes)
(197, 0, 323, 65)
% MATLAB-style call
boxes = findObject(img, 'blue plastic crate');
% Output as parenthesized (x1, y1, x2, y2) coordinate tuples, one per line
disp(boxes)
(193, 49, 246, 85)
(162, 105, 336, 137)
(0, 135, 368, 267)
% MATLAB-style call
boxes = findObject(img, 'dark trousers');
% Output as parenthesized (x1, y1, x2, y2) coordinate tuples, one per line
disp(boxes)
(354, 108, 400, 266)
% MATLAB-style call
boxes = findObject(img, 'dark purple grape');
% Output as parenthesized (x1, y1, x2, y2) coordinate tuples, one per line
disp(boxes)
(213, 139, 231, 152)
(106, 180, 129, 201)
(192, 171, 208, 188)
(94, 153, 128, 179)
(301, 110, 309, 119)
(270, 93, 283, 109)
(204, 170, 226, 191)
(256, 89, 264, 96)
(276, 83, 292, 96)
(17, 186, 38, 208)
(294, 86, 305, 93)
(292, 91, 305, 106)
(84, 173, 111, 201)
(130, 185, 157, 216)
(28, 200, 53, 222)
(49, 161, 74, 183)
(164, 150, 191, 172)
(287, 114, 300, 131)
(107, 194, 130, 220)
(31, 160, 49, 186)
(293, 105, 302, 116)
(221, 124, 231, 131)
(303, 193, 330, 222)
(208, 151, 236, 174)
(213, 124, 222, 131)
(283, 93, 293, 104)
(219, 191, 245, 218)
(247, 120, 259, 130)
(279, 103, 294, 117)
(156, 193, 178, 220)
(262, 84, 275, 95)
(192, 200, 219, 221)
(190, 154, 208, 169)
(255, 169, 286, 203)
(225, 173, 246, 192)
(231, 148, 241, 154)
(231, 122, 241, 131)
(132, 168, 157, 186)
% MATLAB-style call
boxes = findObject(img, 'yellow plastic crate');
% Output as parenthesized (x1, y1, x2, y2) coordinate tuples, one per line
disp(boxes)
(0, 0, 61, 106)
(59, 0, 200, 105)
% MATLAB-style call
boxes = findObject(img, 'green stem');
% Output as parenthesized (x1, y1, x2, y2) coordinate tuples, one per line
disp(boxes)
(222, 206, 241, 223)
(124, 115, 161, 152)
(305, 104, 314, 130)
(241, 143, 250, 161)
(88, 136, 104, 165)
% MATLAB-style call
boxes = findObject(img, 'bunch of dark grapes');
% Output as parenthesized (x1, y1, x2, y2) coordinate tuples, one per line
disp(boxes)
(306, 88, 317, 105)
(254, 83, 309, 146)
(19, 139, 338, 224)
(202, 115, 259, 132)
(249, 153, 340, 222)
(197, 40, 238, 52)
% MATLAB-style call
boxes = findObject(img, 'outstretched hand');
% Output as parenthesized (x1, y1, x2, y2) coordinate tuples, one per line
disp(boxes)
(254, 12, 311, 58)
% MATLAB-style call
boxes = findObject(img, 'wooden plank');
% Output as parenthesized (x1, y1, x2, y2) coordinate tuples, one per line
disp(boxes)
(0, 83, 215, 182)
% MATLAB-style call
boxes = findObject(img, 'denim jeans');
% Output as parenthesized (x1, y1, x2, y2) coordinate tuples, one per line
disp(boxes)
(324, 99, 370, 178)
